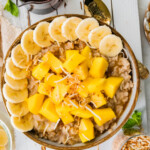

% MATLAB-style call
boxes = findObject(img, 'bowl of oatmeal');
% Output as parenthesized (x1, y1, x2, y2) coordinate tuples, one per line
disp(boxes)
(1, 15, 140, 149)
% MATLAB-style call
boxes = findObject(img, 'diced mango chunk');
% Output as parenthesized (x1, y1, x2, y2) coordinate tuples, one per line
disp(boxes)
(39, 98, 59, 122)
(42, 52, 62, 74)
(84, 78, 106, 93)
(79, 119, 94, 143)
(74, 62, 88, 80)
(81, 46, 92, 67)
(71, 106, 92, 118)
(77, 84, 89, 98)
(91, 92, 107, 108)
(56, 100, 79, 114)
(27, 94, 44, 114)
(79, 118, 94, 131)
(51, 83, 69, 105)
(104, 77, 123, 98)
(63, 53, 86, 73)
(44, 73, 66, 87)
(79, 132, 91, 143)
(55, 102, 74, 124)
(38, 83, 51, 96)
(32, 62, 50, 80)
(89, 57, 108, 78)
(61, 113, 74, 125)
(93, 108, 116, 126)
(66, 50, 79, 60)
(55, 103, 71, 113)
(64, 99, 79, 111)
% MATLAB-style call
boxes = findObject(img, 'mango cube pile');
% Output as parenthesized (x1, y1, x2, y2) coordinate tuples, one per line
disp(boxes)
(27, 46, 124, 143)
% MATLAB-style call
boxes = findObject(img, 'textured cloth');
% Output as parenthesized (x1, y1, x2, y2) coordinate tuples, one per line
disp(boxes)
(0, 12, 21, 58)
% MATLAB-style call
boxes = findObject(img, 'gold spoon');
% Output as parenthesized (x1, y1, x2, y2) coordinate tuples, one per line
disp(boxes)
(84, 0, 149, 79)
(85, 0, 111, 25)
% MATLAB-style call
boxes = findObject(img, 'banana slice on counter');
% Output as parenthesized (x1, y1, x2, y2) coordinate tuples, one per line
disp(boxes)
(11, 113, 33, 132)
(88, 25, 112, 48)
(6, 101, 29, 117)
(99, 34, 123, 57)
(11, 44, 30, 69)
(3, 84, 28, 103)
(4, 73, 28, 90)
(6, 58, 28, 80)
(75, 18, 99, 42)
(62, 17, 82, 41)
(21, 30, 41, 55)
(33, 22, 54, 47)
(49, 16, 67, 42)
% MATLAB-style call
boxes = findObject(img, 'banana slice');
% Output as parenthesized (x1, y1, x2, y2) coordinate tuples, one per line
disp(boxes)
(4, 73, 28, 90)
(11, 113, 33, 132)
(3, 84, 28, 103)
(11, 44, 30, 69)
(62, 17, 82, 41)
(6, 58, 27, 80)
(49, 16, 67, 42)
(99, 34, 123, 57)
(88, 25, 112, 48)
(33, 22, 54, 47)
(75, 18, 99, 42)
(6, 101, 29, 117)
(21, 30, 41, 55)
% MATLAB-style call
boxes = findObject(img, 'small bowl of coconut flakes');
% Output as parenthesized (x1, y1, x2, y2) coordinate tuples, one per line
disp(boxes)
(120, 134, 150, 150)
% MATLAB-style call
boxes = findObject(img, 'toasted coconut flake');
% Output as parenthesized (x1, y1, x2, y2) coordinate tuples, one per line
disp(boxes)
(60, 65, 71, 76)
(82, 133, 90, 141)
(54, 75, 68, 83)
(54, 119, 60, 130)
(69, 93, 78, 98)
(85, 106, 101, 121)
(69, 100, 78, 108)
(43, 123, 49, 135)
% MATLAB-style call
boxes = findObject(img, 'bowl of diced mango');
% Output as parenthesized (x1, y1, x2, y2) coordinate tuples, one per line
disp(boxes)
(1, 15, 140, 149)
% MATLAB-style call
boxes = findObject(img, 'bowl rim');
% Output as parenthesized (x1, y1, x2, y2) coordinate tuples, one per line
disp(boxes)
(0, 14, 140, 150)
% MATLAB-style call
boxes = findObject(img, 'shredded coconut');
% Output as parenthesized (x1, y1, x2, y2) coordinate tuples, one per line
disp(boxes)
(85, 106, 101, 121)
(54, 119, 60, 130)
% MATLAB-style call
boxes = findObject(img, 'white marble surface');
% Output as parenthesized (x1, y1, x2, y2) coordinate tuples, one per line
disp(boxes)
(138, 0, 150, 134)
(0, 0, 150, 149)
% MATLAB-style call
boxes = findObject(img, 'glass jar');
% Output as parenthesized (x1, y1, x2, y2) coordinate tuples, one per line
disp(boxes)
(18, 0, 63, 15)
(0, 120, 12, 150)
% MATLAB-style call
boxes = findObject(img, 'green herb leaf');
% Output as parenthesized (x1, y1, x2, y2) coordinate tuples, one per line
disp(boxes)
(122, 118, 137, 129)
(132, 110, 142, 126)
(4, 0, 19, 17)
(122, 110, 142, 129)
